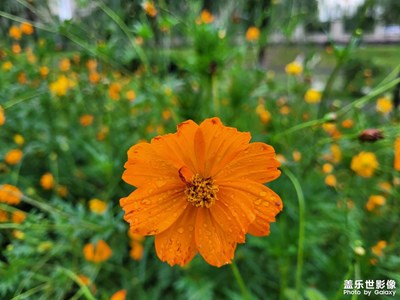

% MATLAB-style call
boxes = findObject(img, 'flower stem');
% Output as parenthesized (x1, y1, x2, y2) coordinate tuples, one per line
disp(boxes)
(230, 262, 251, 300)
(282, 167, 305, 297)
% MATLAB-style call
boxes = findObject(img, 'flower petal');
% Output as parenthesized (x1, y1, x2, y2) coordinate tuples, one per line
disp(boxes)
(247, 186, 283, 236)
(120, 180, 187, 235)
(215, 142, 281, 183)
(199, 118, 251, 177)
(155, 206, 198, 266)
(195, 208, 237, 267)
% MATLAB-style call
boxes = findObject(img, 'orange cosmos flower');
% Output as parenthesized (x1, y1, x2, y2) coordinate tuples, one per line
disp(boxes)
(12, 210, 26, 224)
(89, 198, 107, 214)
(9, 25, 22, 40)
(20, 22, 34, 35)
(83, 240, 112, 263)
(79, 114, 94, 126)
(371, 240, 387, 257)
(365, 195, 386, 212)
(245, 26, 260, 41)
(0, 105, 5, 126)
(108, 83, 121, 101)
(59, 58, 71, 72)
(120, 117, 282, 267)
(395, 137, 400, 171)
(111, 290, 127, 300)
(4, 149, 23, 165)
(197, 10, 214, 24)
(0, 184, 22, 205)
(40, 172, 54, 190)
(143, 1, 157, 17)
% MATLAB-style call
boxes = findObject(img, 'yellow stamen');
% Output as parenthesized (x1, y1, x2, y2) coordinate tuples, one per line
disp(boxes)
(184, 174, 218, 208)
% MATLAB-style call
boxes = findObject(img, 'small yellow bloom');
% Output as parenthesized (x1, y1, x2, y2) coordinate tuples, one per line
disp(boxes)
(143, 1, 157, 17)
(292, 150, 302, 162)
(4, 149, 23, 165)
(125, 90, 136, 102)
(2, 61, 13, 71)
(285, 61, 303, 76)
(279, 105, 290, 115)
(245, 26, 260, 41)
(12, 230, 25, 239)
(49, 75, 75, 96)
(40, 172, 54, 190)
(304, 89, 321, 104)
(378, 182, 391, 193)
(79, 114, 94, 127)
(0, 184, 22, 205)
(12, 43, 21, 54)
(13, 134, 25, 146)
(351, 151, 379, 178)
(330, 144, 342, 164)
(9, 25, 22, 40)
(39, 66, 49, 77)
(376, 96, 393, 114)
(89, 198, 107, 214)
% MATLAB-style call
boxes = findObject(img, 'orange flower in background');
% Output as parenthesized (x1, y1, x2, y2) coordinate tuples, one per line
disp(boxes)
(197, 10, 214, 24)
(83, 240, 112, 263)
(330, 144, 342, 163)
(143, 1, 157, 17)
(395, 137, 400, 171)
(341, 119, 354, 129)
(0, 184, 22, 205)
(126, 90, 136, 102)
(89, 198, 107, 214)
(39, 66, 49, 77)
(12, 210, 26, 224)
(121, 117, 282, 267)
(0, 105, 5, 126)
(111, 289, 127, 300)
(371, 240, 387, 257)
(350, 151, 379, 178)
(108, 83, 121, 101)
(49, 75, 75, 96)
(304, 89, 321, 104)
(12, 43, 21, 54)
(245, 26, 260, 41)
(325, 174, 337, 187)
(376, 96, 393, 114)
(130, 242, 144, 260)
(4, 149, 23, 165)
(20, 22, 34, 35)
(40, 172, 54, 190)
(9, 25, 22, 40)
(285, 61, 303, 76)
(365, 195, 386, 212)
(2, 61, 13, 71)
(79, 114, 94, 126)
(0, 210, 8, 222)
(59, 58, 71, 72)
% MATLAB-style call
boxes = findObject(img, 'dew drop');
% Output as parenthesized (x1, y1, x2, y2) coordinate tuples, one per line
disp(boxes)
(188, 226, 194, 231)
(255, 198, 262, 205)
(259, 191, 267, 197)
(177, 227, 184, 234)
(262, 201, 270, 207)
(156, 180, 166, 187)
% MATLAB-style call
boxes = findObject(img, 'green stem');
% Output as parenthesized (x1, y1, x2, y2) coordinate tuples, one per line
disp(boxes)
(58, 267, 96, 300)
(211, 74, 220, 116)
(282, 167, 305, 298)
(332, 263, 354, 300)
(230, 262, 251, 300)
(10, 283, 50, 300)
(351, 260, 361, 300)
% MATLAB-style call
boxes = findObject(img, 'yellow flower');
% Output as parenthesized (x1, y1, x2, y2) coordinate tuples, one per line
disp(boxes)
(256, 104, 271, 124)
(125, 90, 136, 102)
(285, 61, 303, 76)
(365, 195, 386, 211)
(49, 75, 75, 96)
(9, 25, 22, 40)
(245, 27, 260, 41)
(59, 58, 71, 72)
(279, 105, 290, 115)
(376, 96, 393, 114)
(0, 184, 22, 205)
(351, 151, 379, 178)
(40, 172, 54, 190)
(330, 144, 342, 164)
(292, 150, 302, 162)
(12, 210, 26, 224)
(0, 106, 5, 126)
(86, 59, 97, 71)
(304, 89, 321, 104)
(322, 163, 333, 173)
(2, 61, 13, 71)
(12, 43, 21, 54)
(39, 66, 49, 77)
(4, 149, 23, 165)
(13, 134, 25, 146)
(12, 230, 25, 239)
(89, 199, 107, 214)
(110, 290, 127, 300)
(143, 1, 157, 17)
(20, 22, 34, 35)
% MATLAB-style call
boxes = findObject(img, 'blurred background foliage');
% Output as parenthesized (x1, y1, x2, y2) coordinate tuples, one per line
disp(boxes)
(0, 0, 399, 299)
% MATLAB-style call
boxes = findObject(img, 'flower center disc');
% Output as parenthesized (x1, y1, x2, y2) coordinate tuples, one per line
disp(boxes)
(185, 174, 218, 208)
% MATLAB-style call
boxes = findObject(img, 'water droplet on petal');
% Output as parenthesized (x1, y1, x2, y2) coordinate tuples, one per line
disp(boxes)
(156, 180, 166, 187)
(255, 198, 262, 205)
(177, 227, 184, 234)
(260, 191, 267, 197)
